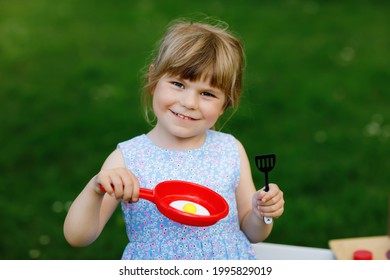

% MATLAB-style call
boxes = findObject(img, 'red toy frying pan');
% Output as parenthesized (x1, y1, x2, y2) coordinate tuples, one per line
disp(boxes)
(100, 180, 229, 226)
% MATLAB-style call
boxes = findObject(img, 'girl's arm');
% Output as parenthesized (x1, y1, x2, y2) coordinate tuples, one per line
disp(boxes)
(235, 140, 284, 243)
(64, 149, 137, 247)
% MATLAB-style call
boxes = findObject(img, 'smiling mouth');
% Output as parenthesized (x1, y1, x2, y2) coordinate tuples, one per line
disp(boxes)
(171, 110, 197, 121)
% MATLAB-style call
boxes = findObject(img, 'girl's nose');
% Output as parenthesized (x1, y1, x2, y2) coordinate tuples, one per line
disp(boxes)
(180, 91, 199, 110)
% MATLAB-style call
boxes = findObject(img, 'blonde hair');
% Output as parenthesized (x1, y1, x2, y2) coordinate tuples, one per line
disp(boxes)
(142, 18, 245, 124)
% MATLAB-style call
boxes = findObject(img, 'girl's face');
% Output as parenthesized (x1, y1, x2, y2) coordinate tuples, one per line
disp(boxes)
(151, 74, 226, 143)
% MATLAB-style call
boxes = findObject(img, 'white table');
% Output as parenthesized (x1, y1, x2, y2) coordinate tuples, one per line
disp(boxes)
(252, 242, 336, 260)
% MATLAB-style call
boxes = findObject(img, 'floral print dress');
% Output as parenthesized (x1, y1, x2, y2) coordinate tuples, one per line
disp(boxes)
(118, 130, 256, 260)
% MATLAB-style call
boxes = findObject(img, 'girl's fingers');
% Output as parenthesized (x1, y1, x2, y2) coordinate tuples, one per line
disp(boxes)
(121, 170, 139, 202)
(254, 183, 284, 218)
(110, 169, 140, 202)
(110, 174, 124, 199)
(121, 174, 133, 202)
(260, 185, 283, 204)
(259, 198, 285, 218)
(95, 168, 141, 202)
(95, 174, 114, 195)
(130, 174, 140, 202)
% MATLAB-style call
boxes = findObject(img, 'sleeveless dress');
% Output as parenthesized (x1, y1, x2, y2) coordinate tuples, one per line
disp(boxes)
(118, 130, 256, 260)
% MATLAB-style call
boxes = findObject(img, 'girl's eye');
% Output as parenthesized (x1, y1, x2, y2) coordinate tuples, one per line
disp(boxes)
(200, 92, 215, 98)
(172, 81, 184, 89)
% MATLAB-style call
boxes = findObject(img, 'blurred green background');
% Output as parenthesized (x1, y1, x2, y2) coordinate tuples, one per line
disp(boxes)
(1, 0, 389, 259)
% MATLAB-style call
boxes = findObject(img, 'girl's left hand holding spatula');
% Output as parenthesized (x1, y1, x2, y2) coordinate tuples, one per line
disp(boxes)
(252, 183, 284, 223)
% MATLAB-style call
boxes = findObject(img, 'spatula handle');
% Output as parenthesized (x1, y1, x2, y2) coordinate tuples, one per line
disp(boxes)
(263, 183, 273, 224)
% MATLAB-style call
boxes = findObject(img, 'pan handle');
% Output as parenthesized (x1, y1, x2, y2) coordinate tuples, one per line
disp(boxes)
(139, 188, 154, 202)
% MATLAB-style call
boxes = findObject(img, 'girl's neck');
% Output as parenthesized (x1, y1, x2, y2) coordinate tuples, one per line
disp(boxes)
(146, 127, 207, 151)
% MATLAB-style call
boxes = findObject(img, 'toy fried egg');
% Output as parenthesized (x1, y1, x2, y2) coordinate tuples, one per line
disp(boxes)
(169, 200, 210, 216)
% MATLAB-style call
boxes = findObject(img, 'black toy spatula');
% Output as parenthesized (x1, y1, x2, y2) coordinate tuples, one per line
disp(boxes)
(255, 154, 276, 224)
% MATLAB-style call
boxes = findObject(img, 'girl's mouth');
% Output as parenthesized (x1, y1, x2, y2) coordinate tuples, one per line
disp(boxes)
(171, 110, 197, 121)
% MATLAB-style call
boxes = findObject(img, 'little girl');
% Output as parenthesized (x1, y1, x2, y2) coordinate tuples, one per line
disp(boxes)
(64, 19, 284, 260)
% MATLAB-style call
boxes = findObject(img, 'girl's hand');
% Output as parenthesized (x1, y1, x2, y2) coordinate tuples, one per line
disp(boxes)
(94, 168, 140, 202)
(252, 183, 284, 221)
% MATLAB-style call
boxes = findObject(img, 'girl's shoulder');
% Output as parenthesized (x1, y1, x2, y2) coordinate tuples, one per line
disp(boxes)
(118, 134, 146, 146)
(117, 134, 149, 153)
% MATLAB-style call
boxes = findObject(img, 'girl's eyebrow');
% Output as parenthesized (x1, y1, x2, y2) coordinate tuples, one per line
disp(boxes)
(202, 84, 225, 94)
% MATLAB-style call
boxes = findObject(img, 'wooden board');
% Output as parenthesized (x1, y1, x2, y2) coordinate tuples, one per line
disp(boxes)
(329, 235, 390, 260)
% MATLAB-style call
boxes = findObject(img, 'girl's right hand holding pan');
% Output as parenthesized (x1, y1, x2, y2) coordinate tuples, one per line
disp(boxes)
(94, 167, 140, 203)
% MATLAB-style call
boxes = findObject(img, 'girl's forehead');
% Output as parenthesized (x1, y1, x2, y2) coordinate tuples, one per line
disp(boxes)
(171, 64, 224, 82)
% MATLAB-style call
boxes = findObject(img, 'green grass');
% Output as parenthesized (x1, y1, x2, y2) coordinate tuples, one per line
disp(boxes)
(1, 0, 389, 259)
